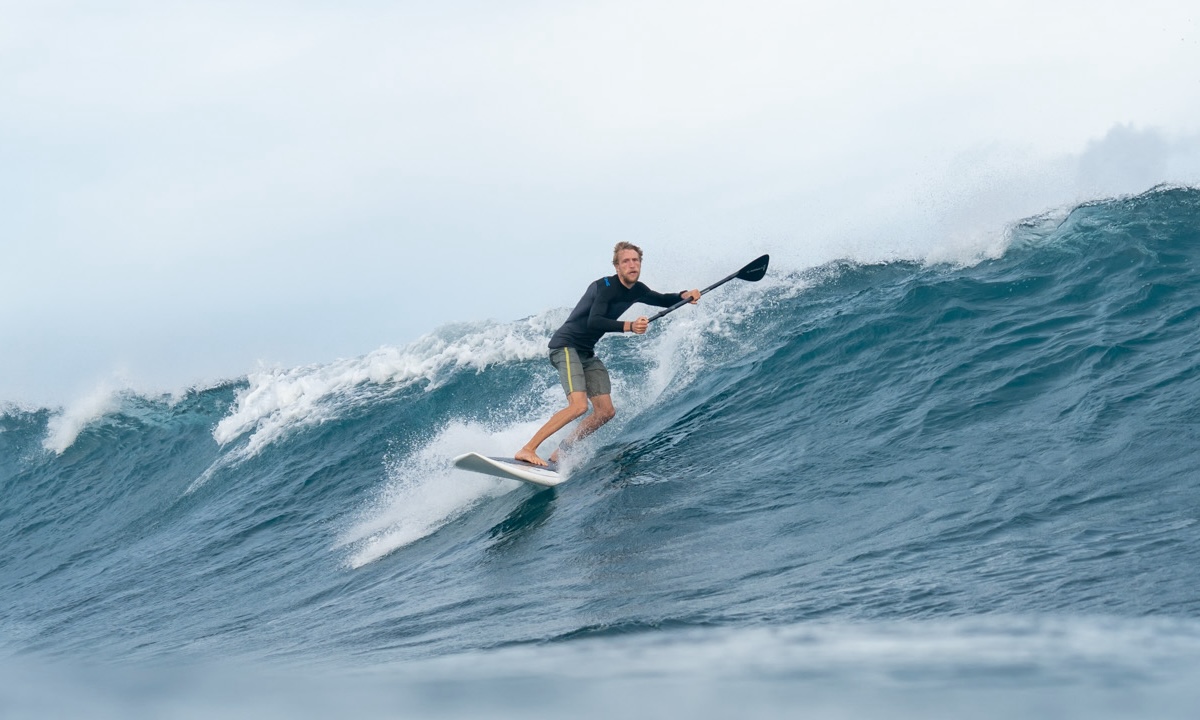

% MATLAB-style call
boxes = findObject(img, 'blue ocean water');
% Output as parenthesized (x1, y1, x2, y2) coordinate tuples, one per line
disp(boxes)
(3, 187, 1200, 718)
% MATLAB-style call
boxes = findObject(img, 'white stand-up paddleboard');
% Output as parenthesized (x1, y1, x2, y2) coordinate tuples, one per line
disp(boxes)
(452, 452, 564, 487)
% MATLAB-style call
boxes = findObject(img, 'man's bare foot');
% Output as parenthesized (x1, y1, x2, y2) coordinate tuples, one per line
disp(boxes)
(514, 448, 547, 467)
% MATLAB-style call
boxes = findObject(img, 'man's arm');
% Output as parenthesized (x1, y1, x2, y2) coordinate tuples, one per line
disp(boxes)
(640, 287, 701, 308)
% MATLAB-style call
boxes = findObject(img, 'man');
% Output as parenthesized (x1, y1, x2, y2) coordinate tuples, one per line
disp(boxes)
(515, 242, 700, 467)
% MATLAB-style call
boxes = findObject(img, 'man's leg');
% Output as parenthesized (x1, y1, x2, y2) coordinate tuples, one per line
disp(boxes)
(516, 391, 589, 467)
(549, 394, 616, 463)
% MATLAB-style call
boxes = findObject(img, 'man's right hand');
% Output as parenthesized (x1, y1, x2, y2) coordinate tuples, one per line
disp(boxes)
(631, 317, 649, 334)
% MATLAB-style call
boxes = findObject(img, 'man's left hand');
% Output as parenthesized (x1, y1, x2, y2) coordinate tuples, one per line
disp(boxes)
(683, 289, 700, 304)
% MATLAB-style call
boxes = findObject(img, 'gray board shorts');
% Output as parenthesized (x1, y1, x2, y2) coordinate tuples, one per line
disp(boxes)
(549, 348, 611, 398)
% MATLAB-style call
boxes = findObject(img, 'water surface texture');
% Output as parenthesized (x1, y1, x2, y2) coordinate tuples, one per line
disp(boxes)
(4, 188, 1200, 718)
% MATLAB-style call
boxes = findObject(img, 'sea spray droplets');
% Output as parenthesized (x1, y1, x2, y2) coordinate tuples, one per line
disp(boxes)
(41, 384, 124, 454)
(337, 420, 544, 568)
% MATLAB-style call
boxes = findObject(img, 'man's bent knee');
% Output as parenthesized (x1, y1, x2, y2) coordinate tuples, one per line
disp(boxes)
(590, 396, 616, 423)
(565, 392, 589, 418)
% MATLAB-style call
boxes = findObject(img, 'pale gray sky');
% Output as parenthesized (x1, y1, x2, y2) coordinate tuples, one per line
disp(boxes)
(3, 0, 1199, 405)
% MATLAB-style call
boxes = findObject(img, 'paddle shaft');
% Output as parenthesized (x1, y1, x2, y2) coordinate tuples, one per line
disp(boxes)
(647, 255, 769, 323)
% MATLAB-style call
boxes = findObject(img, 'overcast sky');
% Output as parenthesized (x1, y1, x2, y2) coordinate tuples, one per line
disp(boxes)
(3, 0, 1199, 406)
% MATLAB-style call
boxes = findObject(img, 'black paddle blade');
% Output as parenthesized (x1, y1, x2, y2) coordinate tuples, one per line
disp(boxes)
(736, 254, 770, 282)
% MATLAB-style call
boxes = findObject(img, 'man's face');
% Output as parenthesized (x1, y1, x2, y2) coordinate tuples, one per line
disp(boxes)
(615, 249, 642, 286)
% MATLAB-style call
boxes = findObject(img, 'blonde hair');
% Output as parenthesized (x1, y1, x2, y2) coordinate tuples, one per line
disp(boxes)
(612, 241, 643, 266)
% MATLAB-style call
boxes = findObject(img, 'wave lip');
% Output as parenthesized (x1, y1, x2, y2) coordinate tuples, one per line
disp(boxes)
(212, 314, 561, 458)
(39, 385, 124, 455)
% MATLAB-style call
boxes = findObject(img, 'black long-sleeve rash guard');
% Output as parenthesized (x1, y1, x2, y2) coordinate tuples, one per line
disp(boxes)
(547, 275, 683, 354)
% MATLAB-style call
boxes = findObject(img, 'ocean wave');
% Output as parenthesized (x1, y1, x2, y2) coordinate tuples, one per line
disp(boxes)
(3, 188, 1199, 685)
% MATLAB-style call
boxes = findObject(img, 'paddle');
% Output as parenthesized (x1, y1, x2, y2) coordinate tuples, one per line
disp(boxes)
(647, 254, 770, 323)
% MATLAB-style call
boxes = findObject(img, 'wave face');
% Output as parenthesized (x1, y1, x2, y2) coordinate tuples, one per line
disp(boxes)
(4, 187, 1200, 717)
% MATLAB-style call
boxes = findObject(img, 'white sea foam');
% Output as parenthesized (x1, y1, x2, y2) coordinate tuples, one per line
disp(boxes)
(210, 271, 788, 465)
(41, 383, 124, 455)
(212, 313, 562, 458)
(338, 418, 567, 568)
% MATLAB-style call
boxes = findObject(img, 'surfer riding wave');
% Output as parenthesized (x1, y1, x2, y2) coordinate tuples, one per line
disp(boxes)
(515, 242, 700, 467)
